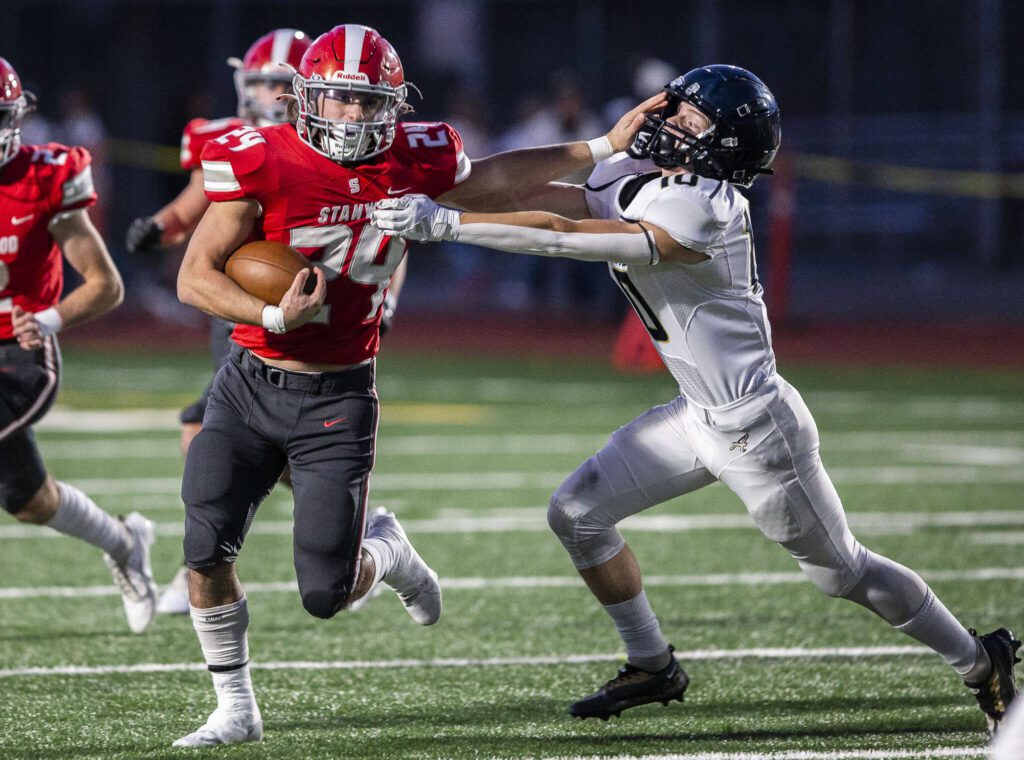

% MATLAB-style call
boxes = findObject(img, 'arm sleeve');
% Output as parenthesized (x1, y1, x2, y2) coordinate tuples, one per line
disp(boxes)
(640, 191, 721, 253)
(454, 220, 657, 265)
(58, 147, 97, 212)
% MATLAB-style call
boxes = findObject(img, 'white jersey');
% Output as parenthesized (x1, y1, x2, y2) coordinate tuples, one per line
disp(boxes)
(584, 153, 775, 409)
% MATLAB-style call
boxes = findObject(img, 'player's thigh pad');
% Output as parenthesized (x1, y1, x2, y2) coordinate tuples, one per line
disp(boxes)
(711, 377, 866, 596)
(549, 398, 715, 569)
(0, 337, 60, 443)
(0, 428, 48, 514)
(287, 387, 377, 619)
(181, 364, 286, 568)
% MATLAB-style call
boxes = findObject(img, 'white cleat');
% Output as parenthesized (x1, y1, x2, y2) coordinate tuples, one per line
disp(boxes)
(172, 707, 263, 748)
(366, 509, 441, 626)
(157, 565, 191, 615)
(103, 512, 157, 634)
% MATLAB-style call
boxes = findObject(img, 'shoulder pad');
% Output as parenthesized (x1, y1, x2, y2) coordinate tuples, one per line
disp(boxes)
(181, 117, 246, 170)
(586, 152, 655, 192)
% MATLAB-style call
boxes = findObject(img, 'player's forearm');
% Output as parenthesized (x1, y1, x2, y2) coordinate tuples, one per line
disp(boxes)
(177, 262, 264, 326)
(154, 171, 210, 245)
(454, 211, 657, 264)
(55, 269, 124, 330)
(453, 142, 598, 211)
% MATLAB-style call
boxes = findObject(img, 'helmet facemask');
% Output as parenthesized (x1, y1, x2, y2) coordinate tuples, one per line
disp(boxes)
(294, 76, 406, 163)
(0, 94, 30, 168)
(234, 68, 293, 127)
(632, 98, 718, 171)
(629, 67, 780, 188)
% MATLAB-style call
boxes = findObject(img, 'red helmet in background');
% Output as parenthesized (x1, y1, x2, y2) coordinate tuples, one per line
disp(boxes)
(229, 29, 311, 126)
(293, 24, 407, 163)
(0, 57, 32, 167)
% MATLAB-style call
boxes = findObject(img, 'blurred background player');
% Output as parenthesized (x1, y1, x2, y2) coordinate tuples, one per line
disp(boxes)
(123, 29, 313, 615)
(0, 57, 157, 634)
(172, 22, 655, 746)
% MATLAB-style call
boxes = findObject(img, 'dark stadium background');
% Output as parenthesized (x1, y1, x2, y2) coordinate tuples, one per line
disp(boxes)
(2, 0, 1022, 360)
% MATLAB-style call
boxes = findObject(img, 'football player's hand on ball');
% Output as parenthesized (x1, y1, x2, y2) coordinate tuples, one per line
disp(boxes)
(372, 195, 461, 243)
(279, 267, 326, 331)
(606, 92, 670, 153)
(125, 216, 164, 253)
(11, 306, 44, 350)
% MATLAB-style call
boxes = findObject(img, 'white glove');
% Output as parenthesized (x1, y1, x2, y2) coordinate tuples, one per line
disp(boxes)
(372, 194, 461, 243)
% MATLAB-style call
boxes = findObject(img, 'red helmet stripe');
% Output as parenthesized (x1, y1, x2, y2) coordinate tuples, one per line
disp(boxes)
(342, 24, 368, 73)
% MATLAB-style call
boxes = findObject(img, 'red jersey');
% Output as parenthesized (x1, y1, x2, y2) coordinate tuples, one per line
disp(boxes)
(201, 121, 470, 365)
(179, 117, 245, 172)
(0, 143, 97, 340)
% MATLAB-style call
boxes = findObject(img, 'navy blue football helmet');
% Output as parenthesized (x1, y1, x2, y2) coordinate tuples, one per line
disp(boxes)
(628, 64, 781, 187)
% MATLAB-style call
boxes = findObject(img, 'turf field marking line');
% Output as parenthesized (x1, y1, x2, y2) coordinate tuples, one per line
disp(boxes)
(41, 466, 1024, 497)
(4, 567, 1024, 599)
(0, 645, 945, 678)
(9, 509, 1024, 539)
(35, 431, 1024, 459)
(545, 749, 983, 759)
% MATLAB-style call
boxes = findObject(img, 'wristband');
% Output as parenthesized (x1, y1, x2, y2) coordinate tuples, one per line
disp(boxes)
(34, 307, 63, 336)
(586, 135, 614, 163)
(261, 304, 286, 334)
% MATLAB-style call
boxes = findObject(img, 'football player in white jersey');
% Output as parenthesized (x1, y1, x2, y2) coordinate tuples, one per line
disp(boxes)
(373, 65, 1019, 733)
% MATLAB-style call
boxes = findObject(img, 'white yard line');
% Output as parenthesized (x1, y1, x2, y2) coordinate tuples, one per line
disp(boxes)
(971, 531, 1024, 545)
(546, 749, 983, 760)
(7, 509, 1024, 540)
(0, 645, 938, 679)
(35, 430, 1024, 459)
(3, 567, 1022, 600)
(45, 465, 1024, 499)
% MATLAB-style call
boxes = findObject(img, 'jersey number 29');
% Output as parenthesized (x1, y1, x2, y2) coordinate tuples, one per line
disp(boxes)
(289, 223, 406, 323)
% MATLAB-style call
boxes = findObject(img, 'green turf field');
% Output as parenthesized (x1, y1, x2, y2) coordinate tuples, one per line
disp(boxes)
(1, 348, 1022, 759)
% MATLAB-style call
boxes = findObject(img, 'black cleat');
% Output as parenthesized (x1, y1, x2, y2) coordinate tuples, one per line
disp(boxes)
(569, 647, 689, 720)
(965, 628, 1022, 735)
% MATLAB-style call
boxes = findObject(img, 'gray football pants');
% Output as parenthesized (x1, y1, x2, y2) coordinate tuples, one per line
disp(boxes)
(182, 345, 377, 620)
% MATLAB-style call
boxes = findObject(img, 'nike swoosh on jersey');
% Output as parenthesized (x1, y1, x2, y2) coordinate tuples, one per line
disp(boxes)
(323, 417, 348, 428)
(387, 187, 412, 195)
(11, 214, 34, 225)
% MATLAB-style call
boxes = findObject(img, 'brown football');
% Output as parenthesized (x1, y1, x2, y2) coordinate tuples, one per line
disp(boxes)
(224, 240, 315, 304)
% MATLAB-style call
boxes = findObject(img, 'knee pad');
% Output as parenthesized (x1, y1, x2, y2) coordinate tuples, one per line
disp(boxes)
(547, 459, 624, 570)
(299, 587, 349, 620)
(782, 527, 868, 599)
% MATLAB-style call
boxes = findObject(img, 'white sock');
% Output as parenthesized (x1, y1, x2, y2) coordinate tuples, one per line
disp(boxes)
(362, 537, 396, 586)
(191, 596, 257, 713)
(46, 482, 132, 563)
(894, 589, 984, 677)
(603, 590, 671, 672)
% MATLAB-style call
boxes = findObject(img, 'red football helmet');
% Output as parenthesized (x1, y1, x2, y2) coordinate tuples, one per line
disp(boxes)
(0, 57, 32, 167)
(229, 29, 311, 126)
(293, 24, 407, 162)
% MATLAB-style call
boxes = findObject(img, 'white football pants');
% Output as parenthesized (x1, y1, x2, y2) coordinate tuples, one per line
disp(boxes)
(549, 374, 870, 599)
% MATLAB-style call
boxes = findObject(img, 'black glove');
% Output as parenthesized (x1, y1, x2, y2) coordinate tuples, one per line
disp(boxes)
(379, 294, 397, 337)
(125, 216, 164, 253)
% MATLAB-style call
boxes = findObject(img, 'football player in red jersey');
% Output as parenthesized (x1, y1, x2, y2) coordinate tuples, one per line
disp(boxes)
(125, 29, 313, 616)
(173, 24, 661, 746)
(0, 57, 158, 634)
